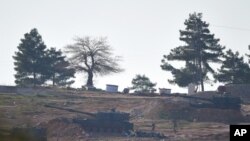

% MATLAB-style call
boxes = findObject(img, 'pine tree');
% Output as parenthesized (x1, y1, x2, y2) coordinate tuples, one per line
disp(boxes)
(13, 28, 48, 86)
(215, 49, 250, 84)
(246, 45, 250, 63)
(46, 48, 75, 87)
(161, 13, 224, 91)
(131, 74, 156, 93)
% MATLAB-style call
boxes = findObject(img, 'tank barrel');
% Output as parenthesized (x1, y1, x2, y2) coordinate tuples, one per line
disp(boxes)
(44, 104, 96, 117)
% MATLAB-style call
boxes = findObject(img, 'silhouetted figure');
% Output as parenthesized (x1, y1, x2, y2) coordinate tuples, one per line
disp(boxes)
(152, 123, 155, 131)
(111, 108, 116, 112)
(172, 119, 177, 133)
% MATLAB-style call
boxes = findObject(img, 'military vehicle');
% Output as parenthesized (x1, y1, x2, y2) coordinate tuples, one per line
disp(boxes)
(73, 109, 133, 133)
(190, 95, 241, 109)
(44, 105, 133, 133)
(181, 85, 240, 109)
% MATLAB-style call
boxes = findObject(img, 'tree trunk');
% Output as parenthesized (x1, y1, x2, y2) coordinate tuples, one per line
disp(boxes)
(201, 79, 204, 92)
(33, 72, 36, 87)
(199, 63, 204, 92)
(52, 74, 55, 87)
(200, 62, 204, 92)
(86, 71, 94, 87)
(198, 48, 204, 92)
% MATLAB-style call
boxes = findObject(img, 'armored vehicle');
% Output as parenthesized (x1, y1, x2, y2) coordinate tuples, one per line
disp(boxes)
(73, 109, 133, 133)
(44, 105, 133, 133)
(190, 95, 241, 109)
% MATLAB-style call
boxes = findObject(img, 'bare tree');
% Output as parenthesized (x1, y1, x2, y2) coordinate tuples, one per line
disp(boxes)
(64, 36, 123, 87)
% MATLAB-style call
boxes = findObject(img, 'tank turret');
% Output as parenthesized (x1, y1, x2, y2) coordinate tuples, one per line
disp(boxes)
(95, 109, 130, 121)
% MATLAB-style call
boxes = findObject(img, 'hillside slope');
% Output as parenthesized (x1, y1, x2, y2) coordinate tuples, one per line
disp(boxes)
(0, 89, 249, 141)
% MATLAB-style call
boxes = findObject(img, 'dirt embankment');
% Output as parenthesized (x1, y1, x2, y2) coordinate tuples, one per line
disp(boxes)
(1, 89, 250, 141)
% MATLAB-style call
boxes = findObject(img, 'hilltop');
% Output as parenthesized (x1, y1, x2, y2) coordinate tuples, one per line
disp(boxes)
(0, 87, 250, 141)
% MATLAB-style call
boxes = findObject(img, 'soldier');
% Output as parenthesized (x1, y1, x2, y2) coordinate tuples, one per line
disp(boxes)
(152, 123, 156, 131)
(172, 119, 177, 133)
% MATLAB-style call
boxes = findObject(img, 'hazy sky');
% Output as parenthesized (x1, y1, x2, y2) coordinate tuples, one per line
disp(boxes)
(1, 0, 250, 93)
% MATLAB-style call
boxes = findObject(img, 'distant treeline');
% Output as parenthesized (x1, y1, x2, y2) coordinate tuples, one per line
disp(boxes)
(12, 12, 250, 92)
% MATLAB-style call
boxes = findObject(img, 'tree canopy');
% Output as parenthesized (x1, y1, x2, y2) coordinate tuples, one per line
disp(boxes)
(131, 74, 156, 93)
(246, 45, 250, 63)
(13, 28, 48, 86)
(161, 13, 224, 91)
(45, 48, 75, 87)
(214, 49, 250, 84)
(13, 28, 75, 87)
(64, 36, 123, 87)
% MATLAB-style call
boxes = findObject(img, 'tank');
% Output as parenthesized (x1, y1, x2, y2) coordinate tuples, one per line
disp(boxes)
(44, 105, 133, 133)
(211, 95, 241, 109)
(190, 95, 241, 109)
(73, 109, 133, 133)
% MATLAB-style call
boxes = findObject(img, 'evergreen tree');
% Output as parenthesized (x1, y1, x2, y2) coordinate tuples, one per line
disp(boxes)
(246, 45, 250, 63)
(13, 28, 48, 86)
(46, 48, 75, 87)
(131, 74, 156, 93)
(161, 13, 224, 91)
(215, 49, 250, 84)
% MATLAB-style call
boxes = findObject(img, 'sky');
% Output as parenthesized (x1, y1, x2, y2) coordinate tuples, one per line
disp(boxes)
(0, 0, 250, 93)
